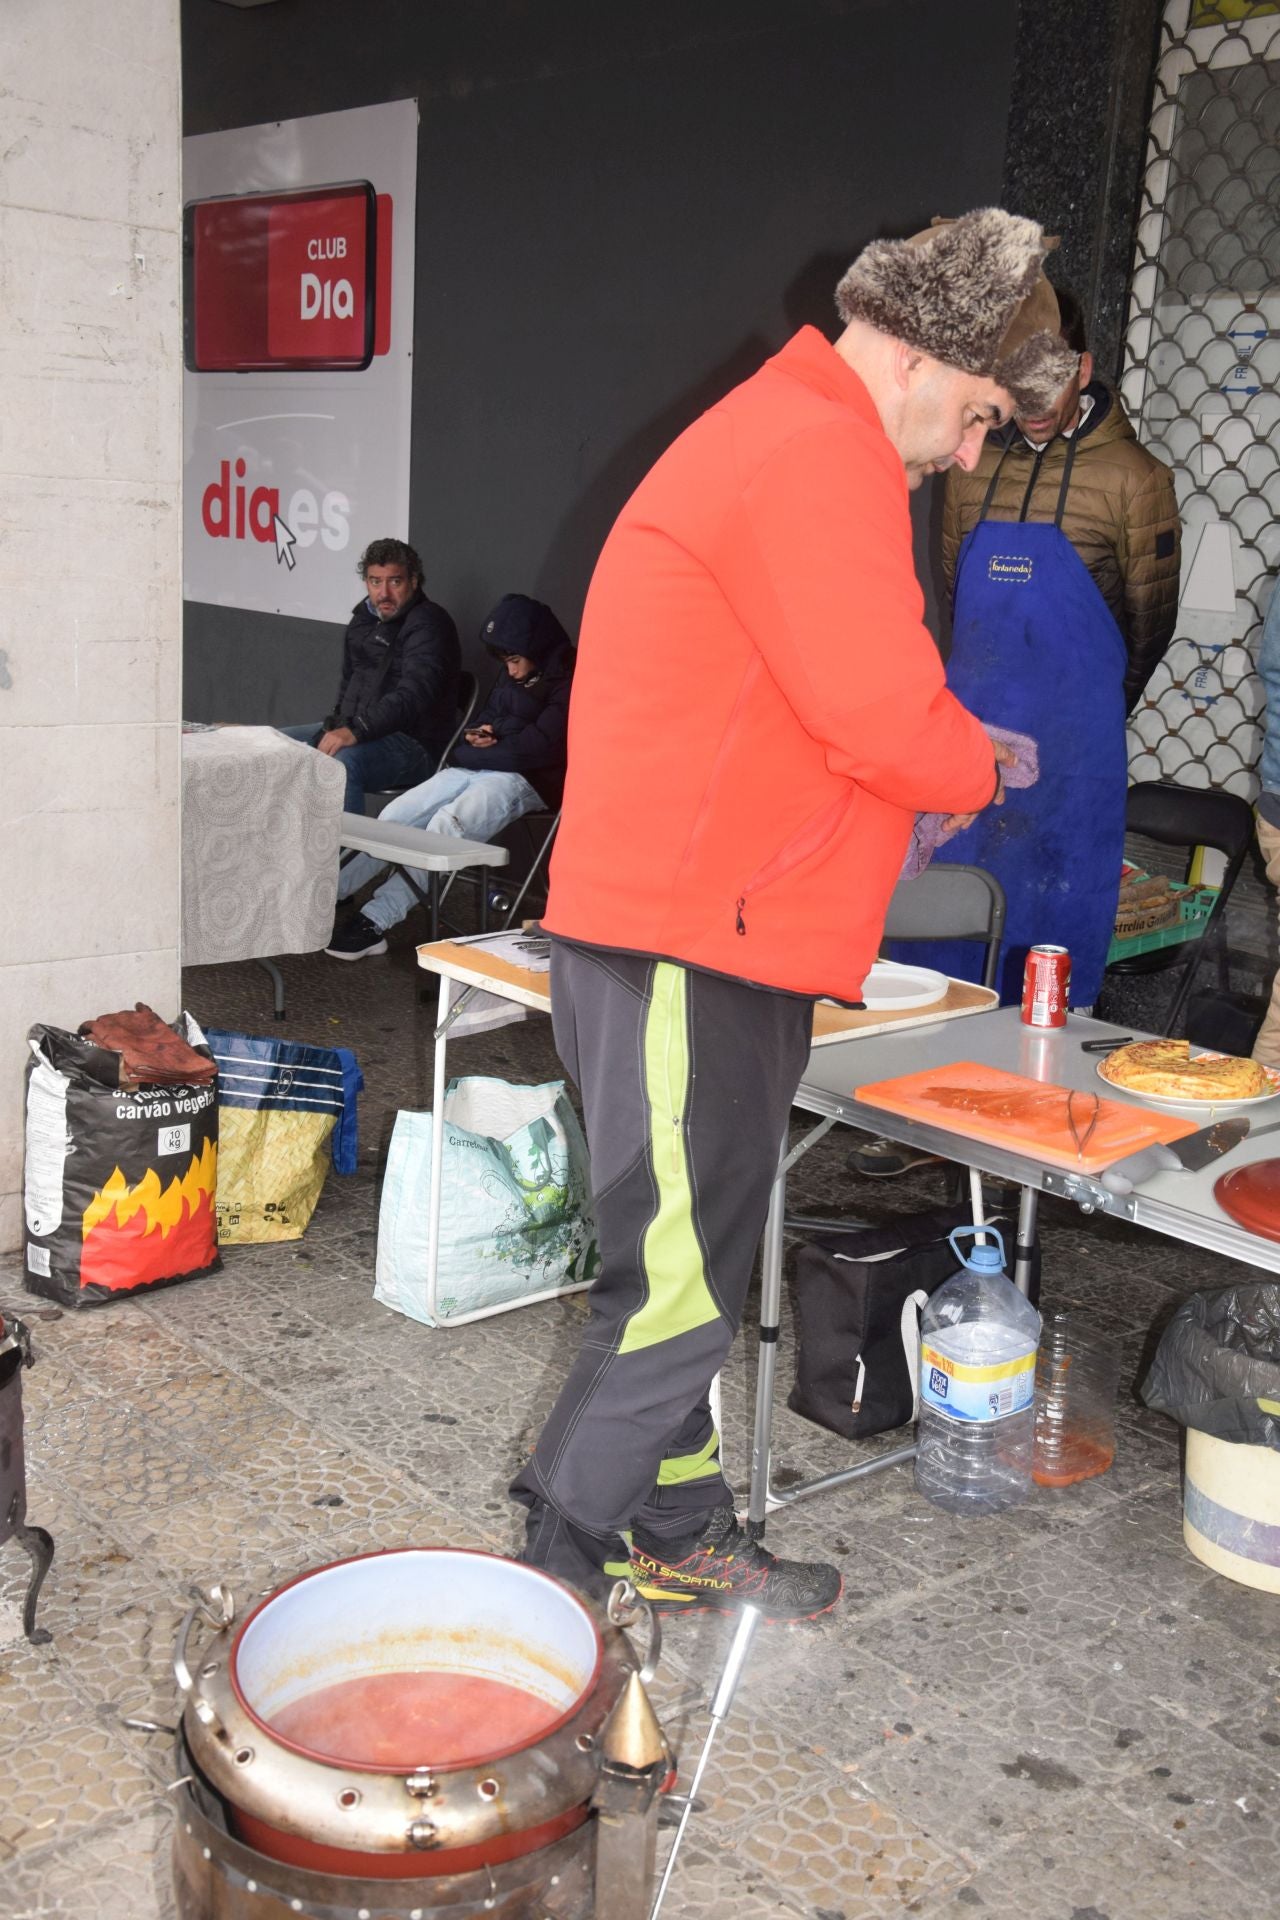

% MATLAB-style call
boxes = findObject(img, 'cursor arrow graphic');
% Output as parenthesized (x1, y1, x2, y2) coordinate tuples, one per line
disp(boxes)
(273, 514, 297, 570)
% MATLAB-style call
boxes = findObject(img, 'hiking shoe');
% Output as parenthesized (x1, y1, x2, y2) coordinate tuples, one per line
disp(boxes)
(846, 1135, 940, 1178)
(325, 912, 388, 960)
(629, 1507, 842, 1622)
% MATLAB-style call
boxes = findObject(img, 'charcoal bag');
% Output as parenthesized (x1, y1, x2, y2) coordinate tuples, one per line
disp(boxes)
(23, 1015, 220, 1308)
(788, 1202, 1041, 1440)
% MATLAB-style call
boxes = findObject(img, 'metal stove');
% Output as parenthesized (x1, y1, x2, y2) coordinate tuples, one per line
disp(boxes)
(0, 1313, 55, 1644)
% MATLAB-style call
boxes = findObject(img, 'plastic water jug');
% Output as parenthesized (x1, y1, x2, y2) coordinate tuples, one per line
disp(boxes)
(914, 1225, 1042, 1516)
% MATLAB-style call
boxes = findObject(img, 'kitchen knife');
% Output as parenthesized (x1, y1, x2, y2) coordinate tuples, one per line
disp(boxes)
(1101, 1116, 1251, 1195)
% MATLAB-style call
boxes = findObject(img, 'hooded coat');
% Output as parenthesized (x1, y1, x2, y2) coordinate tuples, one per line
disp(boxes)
(451, 595, 575, 808)
(329, 588, 461, 761)
(941, 383, 1180, 711)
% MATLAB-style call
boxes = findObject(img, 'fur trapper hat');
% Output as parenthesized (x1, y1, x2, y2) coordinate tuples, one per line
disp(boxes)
(834, 209, 1078, 415)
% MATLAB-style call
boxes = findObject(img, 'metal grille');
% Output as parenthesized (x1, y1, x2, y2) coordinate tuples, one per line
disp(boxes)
(1122, 0, 1280, 798)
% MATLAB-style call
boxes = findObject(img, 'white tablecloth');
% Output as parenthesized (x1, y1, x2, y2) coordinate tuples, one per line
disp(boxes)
(181, 727, 345, 966)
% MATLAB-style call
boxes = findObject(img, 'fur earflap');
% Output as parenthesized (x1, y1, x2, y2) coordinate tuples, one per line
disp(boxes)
(835, 209, 1066, 400)
(993, 329, 1079, 417)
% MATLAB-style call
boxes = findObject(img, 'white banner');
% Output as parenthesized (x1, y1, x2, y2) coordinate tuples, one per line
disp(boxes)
(183, 100, 417, 621)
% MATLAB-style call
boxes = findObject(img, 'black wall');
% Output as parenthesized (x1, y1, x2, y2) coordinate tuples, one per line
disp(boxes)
(1002, 0, 1164, 383)
(181, 0, 1019, 722)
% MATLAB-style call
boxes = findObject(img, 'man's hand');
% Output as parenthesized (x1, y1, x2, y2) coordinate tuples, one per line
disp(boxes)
(317, 726, 357, 755)
(939, 740, 1017, 837)
(465, 725, 497, 748)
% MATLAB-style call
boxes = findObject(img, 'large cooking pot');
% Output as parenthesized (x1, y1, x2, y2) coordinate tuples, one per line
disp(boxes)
(175, 1548, 661, 1885)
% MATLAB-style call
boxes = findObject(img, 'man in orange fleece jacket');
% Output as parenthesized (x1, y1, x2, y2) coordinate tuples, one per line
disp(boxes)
(512, 210, 1074, 1619)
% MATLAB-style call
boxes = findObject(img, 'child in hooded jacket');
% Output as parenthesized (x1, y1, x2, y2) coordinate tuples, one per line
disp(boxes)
(326, 595, 574, 958)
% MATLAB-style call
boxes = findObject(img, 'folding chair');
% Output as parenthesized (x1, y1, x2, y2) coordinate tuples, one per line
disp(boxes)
(485, 808, 561, 929)
(1103, 780, 1255, 1037)
(360, 668, 480, 816)
(788, 861, 1006, 1231)
(881, 861, 1007, 991)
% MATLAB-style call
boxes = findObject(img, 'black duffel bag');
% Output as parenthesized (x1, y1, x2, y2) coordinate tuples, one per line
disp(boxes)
(788, 1202, 1041, 1441)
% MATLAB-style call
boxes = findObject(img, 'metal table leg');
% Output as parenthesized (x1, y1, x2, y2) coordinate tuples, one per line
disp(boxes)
(745, 1115, 933, 1540)
(255, 958, 285, 1019)
(745, 1140, 791, 1540)
(13, 1518, 53, 1645)
(1014, 1184, 1039, 1296)
(424, 976, 451, 1323)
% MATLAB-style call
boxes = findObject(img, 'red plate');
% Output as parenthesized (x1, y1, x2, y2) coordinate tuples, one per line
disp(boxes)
(1214, 1158, 1280, 1243)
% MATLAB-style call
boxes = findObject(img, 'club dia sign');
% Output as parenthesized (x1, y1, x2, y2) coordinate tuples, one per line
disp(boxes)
(185, 181, 387, 373)
(182, 101, 418, 620)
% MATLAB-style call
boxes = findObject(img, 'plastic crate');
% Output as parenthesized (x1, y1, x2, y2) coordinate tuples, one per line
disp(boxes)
(1106, 883, 1218, 964)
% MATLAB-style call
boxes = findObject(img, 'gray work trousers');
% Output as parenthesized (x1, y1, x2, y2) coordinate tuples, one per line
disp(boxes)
(510, 939, 812, 1596)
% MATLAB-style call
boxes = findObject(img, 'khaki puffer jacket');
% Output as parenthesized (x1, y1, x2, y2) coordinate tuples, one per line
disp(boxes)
(941, 385, 1180, 711)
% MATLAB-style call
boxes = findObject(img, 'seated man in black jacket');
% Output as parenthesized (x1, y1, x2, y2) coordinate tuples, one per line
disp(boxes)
(326, 594, 574, 958)
(281, 537, 460, 813)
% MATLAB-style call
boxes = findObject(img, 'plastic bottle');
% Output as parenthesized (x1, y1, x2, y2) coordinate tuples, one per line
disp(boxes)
(914, 1225, 1042, 1516)
(1032, 1308, 1118, 1487)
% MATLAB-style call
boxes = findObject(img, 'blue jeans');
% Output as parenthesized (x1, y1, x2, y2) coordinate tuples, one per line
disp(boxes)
(279, 723, 434, 815)
(338, 767, 543, 931)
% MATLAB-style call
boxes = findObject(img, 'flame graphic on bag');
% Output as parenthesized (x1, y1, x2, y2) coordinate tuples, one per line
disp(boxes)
(80, 1137, 218, 1292)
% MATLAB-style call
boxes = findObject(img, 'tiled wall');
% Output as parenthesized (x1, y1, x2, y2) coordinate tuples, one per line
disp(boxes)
(0, 0, 183, 1250)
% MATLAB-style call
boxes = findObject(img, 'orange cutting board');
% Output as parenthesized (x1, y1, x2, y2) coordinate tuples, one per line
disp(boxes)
(853, 1061, 1200, 1172)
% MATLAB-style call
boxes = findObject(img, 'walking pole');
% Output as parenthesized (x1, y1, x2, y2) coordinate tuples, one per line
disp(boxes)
(649, 1604, 761, 1920)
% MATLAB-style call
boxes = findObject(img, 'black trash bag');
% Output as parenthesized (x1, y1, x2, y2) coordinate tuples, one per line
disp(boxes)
(1141, 1283, 1280, 1452)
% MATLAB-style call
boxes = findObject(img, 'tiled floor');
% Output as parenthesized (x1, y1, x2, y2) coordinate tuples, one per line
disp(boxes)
(2, 931, 1278, 1919)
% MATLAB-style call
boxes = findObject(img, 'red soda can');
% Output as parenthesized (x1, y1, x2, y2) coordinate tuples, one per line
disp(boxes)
(1022, 945, 1070, 1028)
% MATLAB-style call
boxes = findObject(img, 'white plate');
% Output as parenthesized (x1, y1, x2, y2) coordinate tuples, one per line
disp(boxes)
(1097, 1050, 1280, 1114)
(857, 961, 950, 1012)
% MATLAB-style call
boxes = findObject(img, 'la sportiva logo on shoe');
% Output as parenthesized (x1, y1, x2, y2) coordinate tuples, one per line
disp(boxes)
(631, 1551, 732, 1591)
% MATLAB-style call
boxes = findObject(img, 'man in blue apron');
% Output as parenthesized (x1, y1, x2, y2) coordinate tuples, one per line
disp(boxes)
(921, 286, 1180, 1009)
(853, 286, 1179, 1179)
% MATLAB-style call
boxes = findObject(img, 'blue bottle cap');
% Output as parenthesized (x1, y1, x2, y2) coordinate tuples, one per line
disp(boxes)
(966, 1244, 1005, 1271)
(947, 1223, 1007, 1271)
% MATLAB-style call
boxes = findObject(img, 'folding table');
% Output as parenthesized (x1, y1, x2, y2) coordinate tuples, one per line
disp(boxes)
(182, 725, 346, 970)
(746, 1005, 1280, 1535)
(339, 812, 509, 942)
(413, 939, 998, 1328)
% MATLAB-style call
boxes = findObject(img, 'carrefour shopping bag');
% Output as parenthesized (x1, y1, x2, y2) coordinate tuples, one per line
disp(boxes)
(375, 1077, 599, 1324)
(23, 1016, 220, 1307)
(205, 1030, 363, 1243)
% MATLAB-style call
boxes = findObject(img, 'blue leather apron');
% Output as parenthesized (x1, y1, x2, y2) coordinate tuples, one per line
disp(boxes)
(925, 437, 1128, 1007)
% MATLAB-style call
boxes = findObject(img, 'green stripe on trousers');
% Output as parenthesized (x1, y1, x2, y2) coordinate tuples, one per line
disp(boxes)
(618, 960, 722, 1355)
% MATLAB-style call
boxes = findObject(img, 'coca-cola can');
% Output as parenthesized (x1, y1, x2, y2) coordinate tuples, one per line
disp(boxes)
(1022, 945, 1071, 1028)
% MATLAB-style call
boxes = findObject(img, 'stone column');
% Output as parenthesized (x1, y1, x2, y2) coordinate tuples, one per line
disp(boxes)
(0, 0, 183, 1251)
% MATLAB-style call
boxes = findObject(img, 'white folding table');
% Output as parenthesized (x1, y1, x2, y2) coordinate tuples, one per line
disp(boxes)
(339, 813, 509, 943)
(182, 725, 346, 966)
(412, 941, 999, 1329)
(411, 937, 565, 1325)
